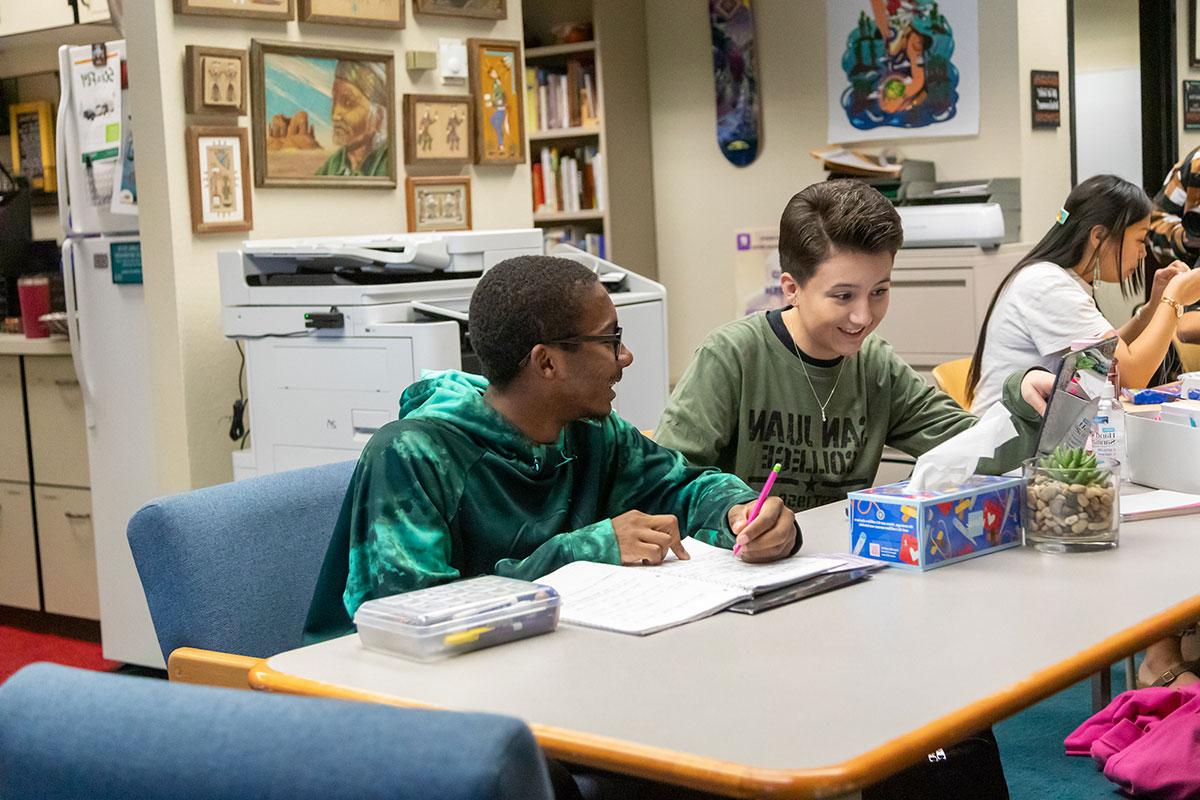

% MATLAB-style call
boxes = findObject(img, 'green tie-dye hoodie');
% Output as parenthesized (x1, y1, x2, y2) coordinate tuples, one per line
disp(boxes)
(303, 370, 759, 642)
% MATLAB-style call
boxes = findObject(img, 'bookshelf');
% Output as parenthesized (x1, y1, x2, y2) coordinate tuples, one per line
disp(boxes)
(522, 0, 658, 278)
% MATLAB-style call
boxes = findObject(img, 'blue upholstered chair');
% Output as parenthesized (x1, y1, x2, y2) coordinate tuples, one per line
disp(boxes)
(0, 663, 554, 800)
(127, 460, 356, 686)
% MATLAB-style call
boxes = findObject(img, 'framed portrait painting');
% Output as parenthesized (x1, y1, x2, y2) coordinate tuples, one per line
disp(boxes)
(406, 176, 471, 232)
(468, 38, 524, 165)
(402, 94, 473, 167)
(414, 0, 504, 20)
(185, 126, 253, 234)
(185, 46, 248, 115)
(175, 0, 294, 20)
(299, 0, 404, 27)
(250, 40, 396, 188)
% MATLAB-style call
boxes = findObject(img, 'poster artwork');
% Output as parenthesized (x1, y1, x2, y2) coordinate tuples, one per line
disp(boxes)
(827, 0, 979, 143)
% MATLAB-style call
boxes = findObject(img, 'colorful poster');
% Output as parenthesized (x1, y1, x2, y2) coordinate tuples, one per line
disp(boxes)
(733, 228, 786, 318)
(826, 0, 979, 143)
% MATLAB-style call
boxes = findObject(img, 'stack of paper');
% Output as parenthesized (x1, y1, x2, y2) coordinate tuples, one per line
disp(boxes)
(537, 540, 844, 635)
(1120, 490, 1200, 521)
(810, 146, 902, 178)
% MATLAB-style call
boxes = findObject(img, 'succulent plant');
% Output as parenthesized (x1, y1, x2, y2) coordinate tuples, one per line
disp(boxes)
(1037, 446, 1110, 486)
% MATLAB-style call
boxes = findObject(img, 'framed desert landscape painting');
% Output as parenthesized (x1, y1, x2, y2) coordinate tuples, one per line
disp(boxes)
(250, 40, 396, 188)
(406, 176, 471, 232)
(300, 0, 404, 27)
(175, 0, 294, 21)
(402, 94, 473, 167)
(184, 46, 248, 115)
(468, 38, 524, 165)
(414, 0, 504, 19)
(185, 126, 253, 234)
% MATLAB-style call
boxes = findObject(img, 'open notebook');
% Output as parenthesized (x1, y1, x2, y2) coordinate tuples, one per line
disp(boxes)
(536, 539, 844, 635)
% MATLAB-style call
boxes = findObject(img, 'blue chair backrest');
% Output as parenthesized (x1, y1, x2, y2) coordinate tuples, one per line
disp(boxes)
(0, 663, 554, 800)
(127, 460, 357, 661)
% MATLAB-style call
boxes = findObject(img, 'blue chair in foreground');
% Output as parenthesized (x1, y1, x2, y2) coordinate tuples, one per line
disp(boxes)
(127, 460, 356, 687)
(0, 663, 554, 800)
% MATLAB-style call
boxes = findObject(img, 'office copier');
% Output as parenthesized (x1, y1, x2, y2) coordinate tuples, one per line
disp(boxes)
(219, 229, 668, 478)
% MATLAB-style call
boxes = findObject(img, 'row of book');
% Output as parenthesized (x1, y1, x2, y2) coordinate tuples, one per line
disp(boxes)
(524, 58, 599, 132)
(541, 226, 605, 259)
(533, 145, 604, 215)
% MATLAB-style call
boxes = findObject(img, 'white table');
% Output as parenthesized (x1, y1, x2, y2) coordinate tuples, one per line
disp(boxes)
(252, 501, 1200, 799)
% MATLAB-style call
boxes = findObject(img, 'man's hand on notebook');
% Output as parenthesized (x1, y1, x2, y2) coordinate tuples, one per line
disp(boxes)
(728, 498, 797, 563)
(612, 511, 690, 566)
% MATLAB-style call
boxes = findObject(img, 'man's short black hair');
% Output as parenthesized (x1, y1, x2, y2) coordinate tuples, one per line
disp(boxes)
(469, 255, 599, 388)
(778, 180, 904, 285)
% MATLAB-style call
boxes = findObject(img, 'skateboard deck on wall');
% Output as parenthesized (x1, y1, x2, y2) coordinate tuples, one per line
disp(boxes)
(709, 0, 762, 167)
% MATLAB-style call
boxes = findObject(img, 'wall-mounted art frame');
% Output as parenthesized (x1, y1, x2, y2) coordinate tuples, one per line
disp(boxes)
(299, 0, 404, 28)
(9, 100, 56, 192)
(185, 46, 249, 116)
(250, 40, 397, 188)
(175, 0, 294, 20)
(402, 93, 473, 167)
(1192, 0, 1200, 67)
(414, 0, 504, 20)
(185, 125, 253, 234)
(467, 38, 524, 165)
(406, 175, 471, 232)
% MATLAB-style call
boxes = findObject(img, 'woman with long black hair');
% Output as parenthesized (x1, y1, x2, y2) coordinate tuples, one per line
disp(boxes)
(968, 174, 1200, 413)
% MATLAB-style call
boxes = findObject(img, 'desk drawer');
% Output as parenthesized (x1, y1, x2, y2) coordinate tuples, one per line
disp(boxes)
(0, 356, 28, 483)
(873, 269, 976, 356)
(0, 481, 39, 610)
(25, 356, 90, 488)
(35, 486, 98, 620)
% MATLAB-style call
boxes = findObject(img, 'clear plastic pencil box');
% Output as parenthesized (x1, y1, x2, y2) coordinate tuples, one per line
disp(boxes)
(354, 575, 561, 662)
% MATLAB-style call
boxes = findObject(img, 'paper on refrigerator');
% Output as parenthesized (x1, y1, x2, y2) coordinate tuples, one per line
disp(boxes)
(69, 42, 123, 208)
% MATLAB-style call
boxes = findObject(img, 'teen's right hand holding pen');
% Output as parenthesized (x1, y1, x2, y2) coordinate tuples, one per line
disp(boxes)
(727, 496, 798, 562)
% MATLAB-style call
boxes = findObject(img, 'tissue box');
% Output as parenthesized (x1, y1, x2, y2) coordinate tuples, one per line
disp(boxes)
(848, 475, 1023, 571)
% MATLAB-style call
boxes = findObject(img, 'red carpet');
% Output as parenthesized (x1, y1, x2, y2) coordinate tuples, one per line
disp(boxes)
(0, 624, 120, 684)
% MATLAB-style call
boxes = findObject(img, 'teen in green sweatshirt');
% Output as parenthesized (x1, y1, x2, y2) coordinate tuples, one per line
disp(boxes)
(304, 256, 798, 643)
(656, 180, 1054, 512)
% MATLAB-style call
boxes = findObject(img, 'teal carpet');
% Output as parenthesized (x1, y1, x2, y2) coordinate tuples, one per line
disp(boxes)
(995, 663, 1130, 799)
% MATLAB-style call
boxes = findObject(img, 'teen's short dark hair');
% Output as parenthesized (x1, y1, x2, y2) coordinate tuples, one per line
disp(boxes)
(778, 180, 904, 284)
(469, 255, 599, 388)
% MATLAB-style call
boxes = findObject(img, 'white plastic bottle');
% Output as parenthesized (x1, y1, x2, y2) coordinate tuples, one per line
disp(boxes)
(1091, 382, 1129, 482)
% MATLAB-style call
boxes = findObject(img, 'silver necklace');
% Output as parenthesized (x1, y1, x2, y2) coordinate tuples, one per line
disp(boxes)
(784, 322, 845, 424)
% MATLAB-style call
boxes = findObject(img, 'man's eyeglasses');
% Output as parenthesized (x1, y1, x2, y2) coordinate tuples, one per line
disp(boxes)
(544, 326, 623, 359)
(518, 326, 624, 367)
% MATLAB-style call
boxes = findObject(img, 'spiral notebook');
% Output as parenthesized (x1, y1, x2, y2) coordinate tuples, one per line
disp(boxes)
(537, 540, 843, 635)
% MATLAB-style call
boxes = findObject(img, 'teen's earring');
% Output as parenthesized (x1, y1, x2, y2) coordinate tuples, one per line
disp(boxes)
(1090, 249, 1103, 294)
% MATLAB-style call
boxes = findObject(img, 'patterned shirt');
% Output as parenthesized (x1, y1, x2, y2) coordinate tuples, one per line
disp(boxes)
(1149, 146, 1200, 267)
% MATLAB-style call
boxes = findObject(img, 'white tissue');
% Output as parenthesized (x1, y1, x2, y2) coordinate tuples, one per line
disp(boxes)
(908, 404, 1018, 492)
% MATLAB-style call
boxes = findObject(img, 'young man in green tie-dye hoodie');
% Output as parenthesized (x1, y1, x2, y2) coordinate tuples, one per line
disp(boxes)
(304, 255, 799, 643)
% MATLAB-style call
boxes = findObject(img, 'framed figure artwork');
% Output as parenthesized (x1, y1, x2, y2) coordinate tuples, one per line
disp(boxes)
(186, 125, 253, 234)
(175, 0, 294, 20)
(299, 0, 404, 27)
(250, 40, 396, 188)
(406, 175, 471, 232)
(1192, 0, 1200, 67)
(414, 0, 504, 20)
(468, 38, 524, 165)
(185, 46, 249, 115)
(402, 94, 473, 166)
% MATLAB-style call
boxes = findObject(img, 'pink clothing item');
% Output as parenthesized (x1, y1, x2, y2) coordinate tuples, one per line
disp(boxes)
(1065, 684, 1200, 799)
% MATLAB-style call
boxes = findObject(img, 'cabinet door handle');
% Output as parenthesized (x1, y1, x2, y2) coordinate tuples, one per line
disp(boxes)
(55, 378, 81, 388)
(65, 512, 92, 521)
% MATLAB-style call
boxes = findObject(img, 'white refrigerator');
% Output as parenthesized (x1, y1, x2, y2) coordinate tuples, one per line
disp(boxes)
(58, 40, 163, 667)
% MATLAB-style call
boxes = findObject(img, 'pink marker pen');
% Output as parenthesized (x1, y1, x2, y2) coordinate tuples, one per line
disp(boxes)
(734, 463, 782, 557)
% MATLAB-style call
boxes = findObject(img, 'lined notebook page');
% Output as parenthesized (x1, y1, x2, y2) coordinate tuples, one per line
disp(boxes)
(537, 561, 746, 635)
(658, 539, 845, 593)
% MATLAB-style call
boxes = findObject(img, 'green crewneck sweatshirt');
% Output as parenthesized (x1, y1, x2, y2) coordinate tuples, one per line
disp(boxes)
(655, 313, 1041, 511)
(303, 370, 758, 643)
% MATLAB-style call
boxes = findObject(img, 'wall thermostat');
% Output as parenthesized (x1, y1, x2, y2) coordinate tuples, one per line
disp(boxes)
(439, 38, 467, 84)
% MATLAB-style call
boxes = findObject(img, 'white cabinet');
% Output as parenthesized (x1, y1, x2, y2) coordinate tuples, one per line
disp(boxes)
(25, 355, 90, 489)
(34, 486, 98, 620)
(0, 482, 39, 610)
(75, 0, 110, 24)
(0, 0, 76, 36)
(0, 356, 28, 483)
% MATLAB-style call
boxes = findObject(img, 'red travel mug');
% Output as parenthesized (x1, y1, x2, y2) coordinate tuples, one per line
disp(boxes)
(17, 276, 50, 339)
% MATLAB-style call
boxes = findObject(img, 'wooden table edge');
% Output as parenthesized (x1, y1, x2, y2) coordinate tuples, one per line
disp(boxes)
(250, 595, 1200, 799)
